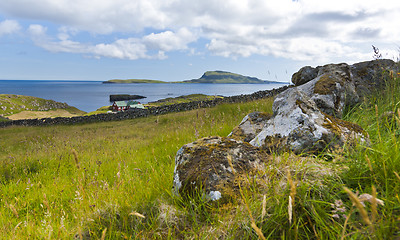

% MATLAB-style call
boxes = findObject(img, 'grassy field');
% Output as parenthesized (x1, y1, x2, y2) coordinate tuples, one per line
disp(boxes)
(144, 94, 224, 107)
(0, 94, 85, 120)
(0, 73, 399, 239)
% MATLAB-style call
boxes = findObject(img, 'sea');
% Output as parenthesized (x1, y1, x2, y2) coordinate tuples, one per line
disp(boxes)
(0, 80, 288, 112)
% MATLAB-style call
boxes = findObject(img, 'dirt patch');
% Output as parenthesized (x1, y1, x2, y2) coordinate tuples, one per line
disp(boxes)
(7, 109, 81, 120)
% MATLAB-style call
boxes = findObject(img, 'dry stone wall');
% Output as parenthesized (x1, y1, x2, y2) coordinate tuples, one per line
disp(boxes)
(0, 85, 289, 128)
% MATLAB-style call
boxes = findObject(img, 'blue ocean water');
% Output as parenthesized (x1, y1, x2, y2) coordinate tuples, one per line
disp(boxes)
(0, 80, 287, 112)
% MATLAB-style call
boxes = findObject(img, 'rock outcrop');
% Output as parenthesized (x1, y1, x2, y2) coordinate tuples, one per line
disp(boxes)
(291, 59, 397, 117)
(173, 59, 397, 201)
(247, 87, 368, 153)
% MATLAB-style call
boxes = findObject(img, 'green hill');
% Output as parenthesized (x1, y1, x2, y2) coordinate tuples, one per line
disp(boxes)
(0, 94, 85, 119)
(184, 71, 271, 83)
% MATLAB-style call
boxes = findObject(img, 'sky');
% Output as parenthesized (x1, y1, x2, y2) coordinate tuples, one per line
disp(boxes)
(0, 0, 399, 82)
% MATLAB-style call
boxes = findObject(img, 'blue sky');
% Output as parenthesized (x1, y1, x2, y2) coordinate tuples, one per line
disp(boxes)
(0, 0, 399, 82)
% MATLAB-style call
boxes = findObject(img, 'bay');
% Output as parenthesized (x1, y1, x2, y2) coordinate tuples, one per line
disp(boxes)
(0, 80, 288, 112)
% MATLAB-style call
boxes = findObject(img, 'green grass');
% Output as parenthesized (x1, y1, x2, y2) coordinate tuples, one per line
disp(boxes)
(0, 116, 10, 122)
(85, 106, 112, 116)
(0, 98, 273, 239)
(145, 94, 224, 107)
(1, 70, 400, 239)
(0, 94, 85, 117)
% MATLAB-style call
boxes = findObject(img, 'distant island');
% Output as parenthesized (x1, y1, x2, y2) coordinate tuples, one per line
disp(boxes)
(104, 79, 166, 84)
(103, 71, 281, 84)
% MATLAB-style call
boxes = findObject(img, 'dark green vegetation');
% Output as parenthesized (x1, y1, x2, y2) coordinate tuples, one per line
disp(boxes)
(145, 94, 224, 107)
(103, 71, 278, 84)
(1, 71, 399, 239)
(0, 94, 85, 118)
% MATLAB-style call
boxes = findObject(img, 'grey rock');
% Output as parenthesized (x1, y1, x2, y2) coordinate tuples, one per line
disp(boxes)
(228, 111, 272, 142)
(173, 136, 268, 201)
(249, 88, 368, 153)
(291, 66, 319, 86)
(350, 59, 398, 97)
(290, 60, 397, 118)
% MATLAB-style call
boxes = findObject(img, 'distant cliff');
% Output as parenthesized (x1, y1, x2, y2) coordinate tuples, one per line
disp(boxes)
(103, 71, 279, 84)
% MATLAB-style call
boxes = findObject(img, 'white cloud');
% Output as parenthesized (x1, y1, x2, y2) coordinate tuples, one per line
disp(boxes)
(27, 24, 196, 60)
(91, 39, 149, 60)
(2, 0, 400, 61)
(28, 24, 47, 37)
(0, 19, 21, 36)
(143, 28, 197, 51)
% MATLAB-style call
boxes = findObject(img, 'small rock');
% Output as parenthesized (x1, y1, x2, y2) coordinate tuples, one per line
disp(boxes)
(291, 66, 319, 86)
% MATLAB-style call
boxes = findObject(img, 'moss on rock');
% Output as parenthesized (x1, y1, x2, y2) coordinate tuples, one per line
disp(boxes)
(314, 74, 342, 95)
(173, 136, 269, 202)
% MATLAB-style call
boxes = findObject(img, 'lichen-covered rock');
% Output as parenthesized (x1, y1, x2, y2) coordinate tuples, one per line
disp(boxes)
(228, 111, 272, 142)
(173, 136, 268, 201)
(249, 88, 368, 154)
(290, 60, 398, 117)
(301, 68, 358, 118)
(291, 66, 319, 86)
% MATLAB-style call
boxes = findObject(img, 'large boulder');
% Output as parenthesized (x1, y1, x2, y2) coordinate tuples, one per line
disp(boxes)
(290, 60, 397, 118)
(350, 59, 398, 97)
(248, 88, 368, 153)
(173, 136, 268, 201)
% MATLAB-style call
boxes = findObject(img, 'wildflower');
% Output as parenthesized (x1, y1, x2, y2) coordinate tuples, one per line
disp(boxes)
(331, 199, 347, 219)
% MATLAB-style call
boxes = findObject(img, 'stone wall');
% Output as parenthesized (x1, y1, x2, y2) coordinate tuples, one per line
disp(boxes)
(0, 85, 289, 128)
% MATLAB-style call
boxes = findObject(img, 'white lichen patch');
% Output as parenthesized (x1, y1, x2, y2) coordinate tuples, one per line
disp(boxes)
(208, 191, 222, 201)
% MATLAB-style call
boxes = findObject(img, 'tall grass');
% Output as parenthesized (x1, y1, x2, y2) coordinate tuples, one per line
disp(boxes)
(1, 69, 399, 239)
(0, 98, 274, 239)
(341, 68, 400, 238)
